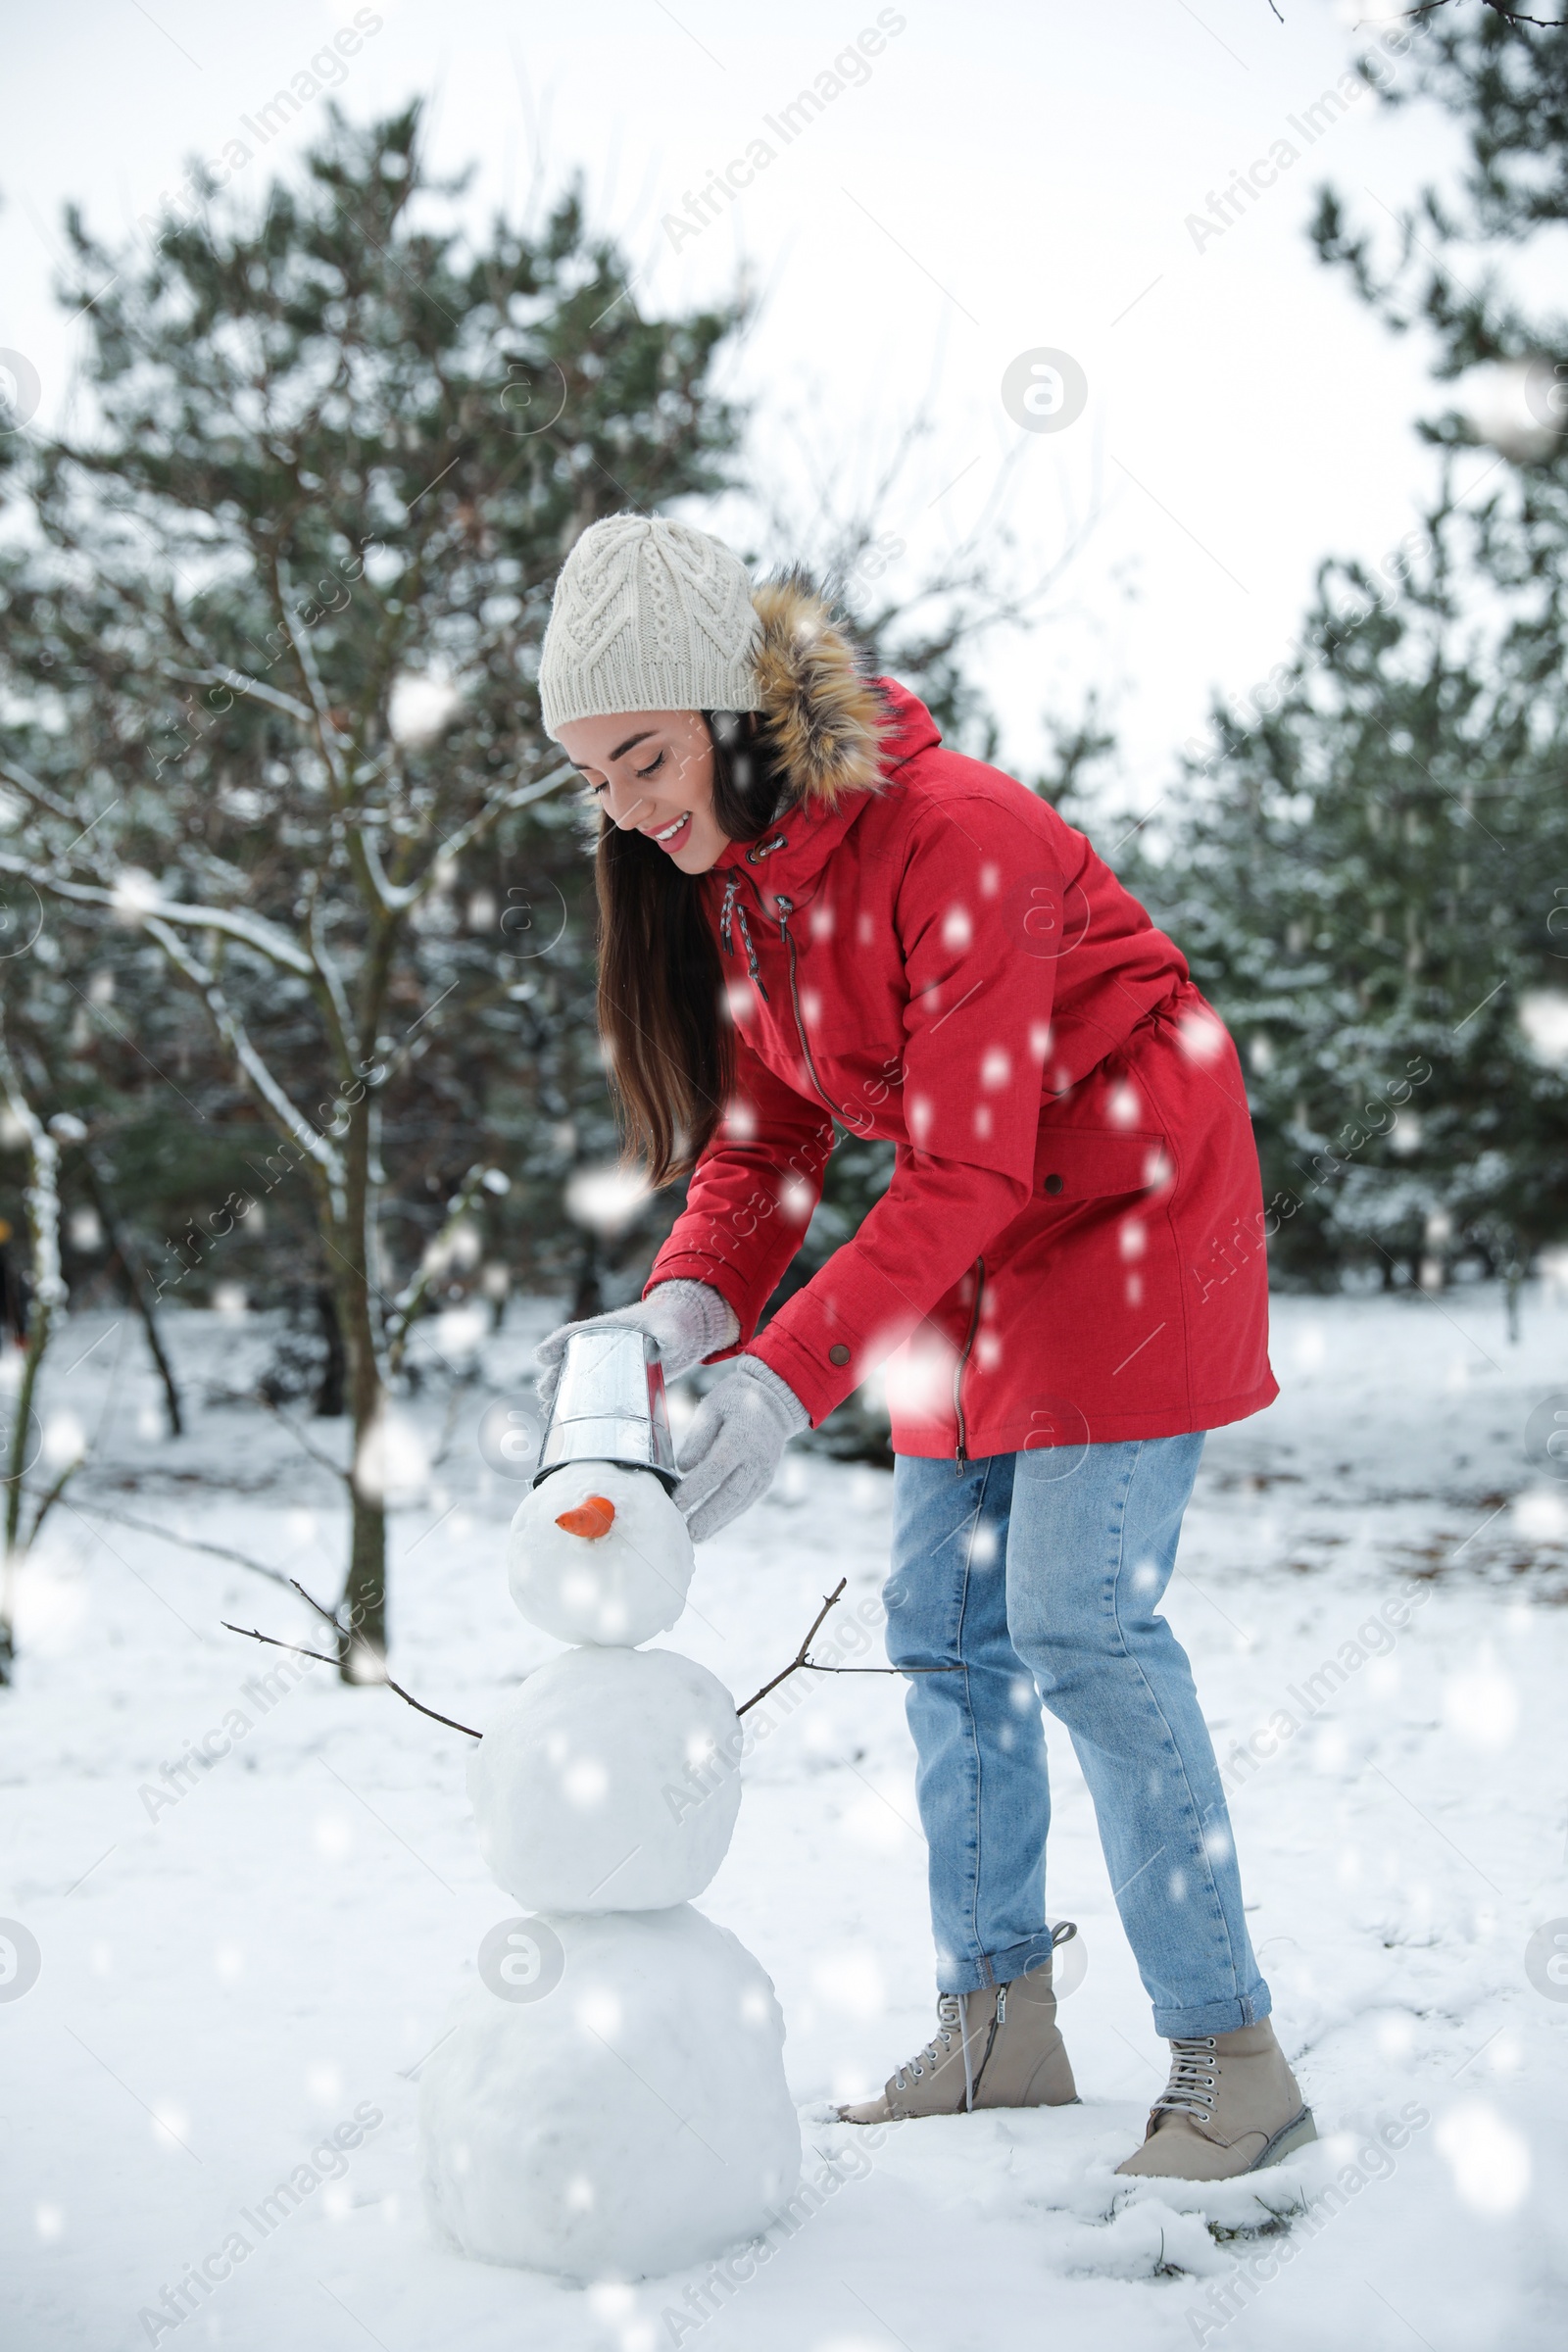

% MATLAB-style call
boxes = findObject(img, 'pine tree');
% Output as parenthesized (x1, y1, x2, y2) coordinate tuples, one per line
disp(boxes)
(1118, 8, 1568, 1297)
(1126, 500, 1568, 1288)
(0, 105, 746, 1674)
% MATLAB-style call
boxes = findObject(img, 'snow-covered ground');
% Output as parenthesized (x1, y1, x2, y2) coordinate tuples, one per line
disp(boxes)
(3, 1282, 1567, 2351)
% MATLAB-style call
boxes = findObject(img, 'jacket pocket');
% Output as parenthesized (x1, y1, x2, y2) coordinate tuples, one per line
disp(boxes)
(1030, 1125, 1171, 1201)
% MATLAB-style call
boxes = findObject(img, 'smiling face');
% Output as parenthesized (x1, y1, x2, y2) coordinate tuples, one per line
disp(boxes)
(557, 710, 726, 874)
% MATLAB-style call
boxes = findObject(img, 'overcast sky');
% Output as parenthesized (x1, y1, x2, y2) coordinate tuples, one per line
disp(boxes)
(3, 0, 1484, 808)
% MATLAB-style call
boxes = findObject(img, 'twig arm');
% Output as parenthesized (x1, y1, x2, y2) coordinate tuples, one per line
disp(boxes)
(798, 1662, 964, 1678)
(222, 1622, 338, 1668)
(736, 1578, 847, 1716)
(383, 1676, 483, 1740)
(735, 1578, 968, 1714)
(221, 1617, 483, 1740)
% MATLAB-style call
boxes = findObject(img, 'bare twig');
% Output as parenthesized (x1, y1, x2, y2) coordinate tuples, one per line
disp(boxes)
(379, 1675, 482, 1741)
(737, 1578, 848, 1716)
(285, 1576, 421, 1709)
(285, 1574, 381, 1678)
(228, 1569, 956, 1740)
(222, 1621, 338, 1668)
(796, 1660, 964, 1679)
(735, 1578, 963, 1716)
(221, 1617, 482, 1740)
(289, 1574, 349, 1630)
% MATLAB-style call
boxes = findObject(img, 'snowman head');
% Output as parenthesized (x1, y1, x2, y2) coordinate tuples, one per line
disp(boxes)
(506, 1461, 694, 1645)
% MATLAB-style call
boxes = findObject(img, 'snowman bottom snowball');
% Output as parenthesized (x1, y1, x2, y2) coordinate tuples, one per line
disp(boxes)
(419, 1904, 802, 2280)
(507, 1461, 694, 1646)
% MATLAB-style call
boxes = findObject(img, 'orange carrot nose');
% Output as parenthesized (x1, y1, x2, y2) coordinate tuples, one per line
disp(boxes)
(555, 1494, 616, 1540)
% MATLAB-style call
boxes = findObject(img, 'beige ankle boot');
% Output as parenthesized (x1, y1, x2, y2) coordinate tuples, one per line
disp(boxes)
(838, 1950, 1078, 2125)
(1115, 2021, 1315, 2180)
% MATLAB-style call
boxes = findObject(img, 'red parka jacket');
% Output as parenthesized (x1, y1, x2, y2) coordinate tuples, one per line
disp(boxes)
(646, 592, 1276, 1461)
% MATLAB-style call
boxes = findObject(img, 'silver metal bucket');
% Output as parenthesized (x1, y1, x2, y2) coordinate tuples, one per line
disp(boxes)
(533, 1325, 678, 1491)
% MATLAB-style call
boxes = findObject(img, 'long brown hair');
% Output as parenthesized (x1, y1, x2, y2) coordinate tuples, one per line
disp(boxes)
(595, 710, 790, 1186)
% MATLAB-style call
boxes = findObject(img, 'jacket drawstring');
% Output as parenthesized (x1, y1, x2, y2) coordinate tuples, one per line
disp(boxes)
(718, 869, 770, 1003)
(736, 901, 767, 1002)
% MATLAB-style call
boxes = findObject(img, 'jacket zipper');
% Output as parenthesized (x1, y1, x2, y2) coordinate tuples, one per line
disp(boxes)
(773, 895, 840, 1121)
(954, 1256, 986, 1469)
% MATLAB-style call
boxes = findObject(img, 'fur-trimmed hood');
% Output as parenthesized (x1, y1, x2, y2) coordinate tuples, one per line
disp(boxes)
(750, 569, 896, 807)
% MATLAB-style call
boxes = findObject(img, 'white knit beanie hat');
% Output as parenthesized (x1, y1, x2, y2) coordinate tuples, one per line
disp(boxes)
(537, 513, 763, 736)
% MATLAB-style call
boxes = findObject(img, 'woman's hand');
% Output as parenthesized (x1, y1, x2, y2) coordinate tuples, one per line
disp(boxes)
(674, 1356, 810, 1541)
(533, 1279, 739, 1416)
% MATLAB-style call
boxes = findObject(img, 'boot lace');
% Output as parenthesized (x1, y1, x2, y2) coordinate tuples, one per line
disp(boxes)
(1151, 2034, 1219, 2124)
(892, 1993, 973, 2100)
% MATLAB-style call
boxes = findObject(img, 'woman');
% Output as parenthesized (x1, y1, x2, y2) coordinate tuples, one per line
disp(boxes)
(532, 513, 1314, 2180)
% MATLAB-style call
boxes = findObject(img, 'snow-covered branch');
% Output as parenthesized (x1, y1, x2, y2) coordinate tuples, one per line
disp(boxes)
(355, 824, 418, 916)
(152, 670, 575, 924)
(357, 759, 576, 924)
(410, 761, 578, 899)
(165, 662, 317, 730)
(306, 883, 357, 1066)
(142, 915, 347, 1209)
(0, 852, 318, 980)
(0, 757, 94, 834)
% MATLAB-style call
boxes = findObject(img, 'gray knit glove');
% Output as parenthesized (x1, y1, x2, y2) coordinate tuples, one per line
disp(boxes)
(534, 1280, 740, 1416)
(674, 1356, 810, 1542)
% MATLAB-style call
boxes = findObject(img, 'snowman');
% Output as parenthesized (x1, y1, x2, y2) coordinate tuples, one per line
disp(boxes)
(418, 1332, 801, 2281)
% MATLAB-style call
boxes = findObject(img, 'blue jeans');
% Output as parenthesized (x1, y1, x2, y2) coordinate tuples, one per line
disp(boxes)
(886, 1436, 1270, 2039)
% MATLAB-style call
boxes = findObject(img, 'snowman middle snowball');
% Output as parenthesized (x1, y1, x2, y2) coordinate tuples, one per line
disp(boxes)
(467, 1642, 742, 1911)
